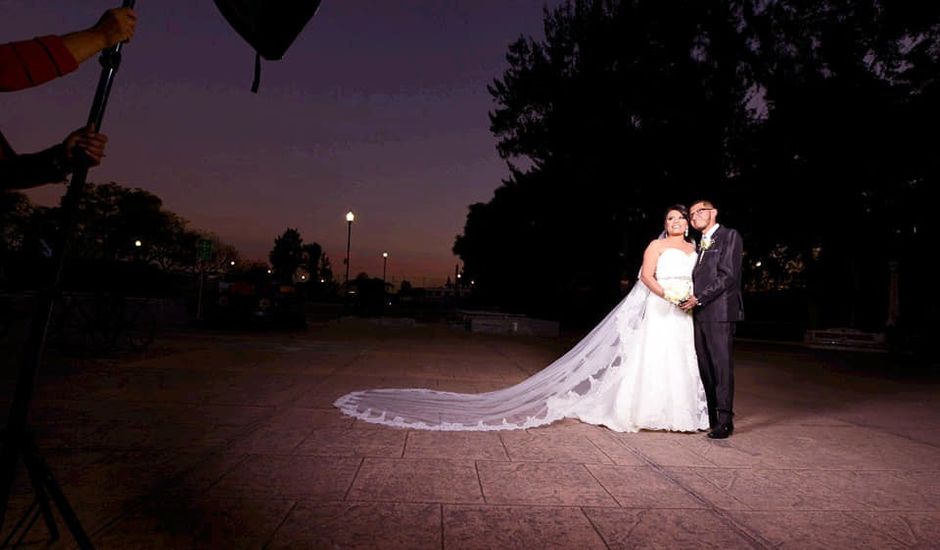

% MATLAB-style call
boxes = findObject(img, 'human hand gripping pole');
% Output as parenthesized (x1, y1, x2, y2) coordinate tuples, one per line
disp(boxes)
(0, 2, 135, 547)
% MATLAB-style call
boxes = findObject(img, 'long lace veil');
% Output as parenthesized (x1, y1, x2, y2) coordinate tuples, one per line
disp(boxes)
(333, 274, 654, 431)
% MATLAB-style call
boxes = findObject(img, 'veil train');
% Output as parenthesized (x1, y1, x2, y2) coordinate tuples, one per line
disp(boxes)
(333, 280, 652, 431)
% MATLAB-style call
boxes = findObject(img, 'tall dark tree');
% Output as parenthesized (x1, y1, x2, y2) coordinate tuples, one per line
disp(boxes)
(198, 233, 240, 274)
(735, 1, 940, 331)
(61, 182, 169, 262)
(456, 0, 940, 338)
(148, 213, 200, 273)
(301, 242, 323, 283)
(2, 182, 234, 289)
(269, 228, 304, 281)
(457, 0, 752, 323)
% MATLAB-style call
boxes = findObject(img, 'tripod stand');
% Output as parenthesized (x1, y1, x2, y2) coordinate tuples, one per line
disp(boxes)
(0, 3, 135, 547)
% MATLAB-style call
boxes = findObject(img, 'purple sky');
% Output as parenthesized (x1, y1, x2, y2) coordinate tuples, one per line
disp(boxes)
(2, 0, 558, 286)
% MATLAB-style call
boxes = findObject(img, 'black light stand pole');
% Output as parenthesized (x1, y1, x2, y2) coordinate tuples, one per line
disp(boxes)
(0, 2, 135, 546)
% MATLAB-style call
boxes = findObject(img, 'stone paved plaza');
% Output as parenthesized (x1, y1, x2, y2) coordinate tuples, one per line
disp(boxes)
(1, 319, 938, 548)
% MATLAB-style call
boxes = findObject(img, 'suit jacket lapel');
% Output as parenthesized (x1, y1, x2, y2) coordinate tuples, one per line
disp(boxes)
(696, 226, 721, 269)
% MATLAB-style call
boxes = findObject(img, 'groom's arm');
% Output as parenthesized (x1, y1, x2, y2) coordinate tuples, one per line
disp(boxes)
(694, 228, 743, 308)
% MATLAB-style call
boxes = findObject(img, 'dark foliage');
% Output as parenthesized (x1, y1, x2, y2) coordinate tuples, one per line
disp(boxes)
(455, 0, 940, 336)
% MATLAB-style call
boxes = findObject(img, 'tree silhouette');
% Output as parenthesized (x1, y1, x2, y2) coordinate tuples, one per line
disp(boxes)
(198, 234, 239, 274)
(455, 0, 940, 335)
(301, 242, 322, 283)
(0, 191, 31, 280)
(457, 0, 753, 323)
(1, 182, 239, 289)
(269, 228, 304, 281)
(735, 0, 940, 330)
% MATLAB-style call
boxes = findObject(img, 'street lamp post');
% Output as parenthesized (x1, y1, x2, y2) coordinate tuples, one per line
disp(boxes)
(344, 211, 355, 304)
(382, 252, 389, 309)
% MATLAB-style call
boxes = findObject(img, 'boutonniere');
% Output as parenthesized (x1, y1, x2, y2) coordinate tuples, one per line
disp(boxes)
(700, 236, 715, 251)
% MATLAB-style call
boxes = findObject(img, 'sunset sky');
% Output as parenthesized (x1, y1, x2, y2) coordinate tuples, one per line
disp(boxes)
(2, 0, 559, 286)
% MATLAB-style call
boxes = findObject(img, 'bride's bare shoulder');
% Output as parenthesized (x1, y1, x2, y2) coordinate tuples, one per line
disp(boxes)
(645, 239, 663, 252)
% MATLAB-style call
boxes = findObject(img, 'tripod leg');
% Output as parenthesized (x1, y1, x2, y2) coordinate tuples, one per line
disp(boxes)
(22, 450, 60, 542)
(12, 502, 43, 548)
(0, 443, 18, 530)
(1, 498, 38, 548)
(23, 439, 94, 549)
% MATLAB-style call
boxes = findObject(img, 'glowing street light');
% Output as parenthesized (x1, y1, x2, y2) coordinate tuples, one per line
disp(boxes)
(134, 239, 142, 247)
(382, 252, 389, 309)
(344, 211, 355, 303)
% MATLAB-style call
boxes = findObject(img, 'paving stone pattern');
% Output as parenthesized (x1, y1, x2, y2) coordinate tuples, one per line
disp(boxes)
(0, 320, 938, 548)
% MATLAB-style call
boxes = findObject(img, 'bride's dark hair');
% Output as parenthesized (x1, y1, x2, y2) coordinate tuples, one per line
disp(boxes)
(663, 204, 693, 243)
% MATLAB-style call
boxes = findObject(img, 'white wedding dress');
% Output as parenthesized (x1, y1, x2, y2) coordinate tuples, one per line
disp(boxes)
(334, 247, 709, 432)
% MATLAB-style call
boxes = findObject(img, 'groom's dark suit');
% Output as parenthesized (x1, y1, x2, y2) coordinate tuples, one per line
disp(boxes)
(692, 225, 744, 428)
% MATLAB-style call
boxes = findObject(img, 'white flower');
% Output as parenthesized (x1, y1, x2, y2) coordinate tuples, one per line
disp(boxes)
(700, 236, 714, 251)
(662, 279, 692, 305)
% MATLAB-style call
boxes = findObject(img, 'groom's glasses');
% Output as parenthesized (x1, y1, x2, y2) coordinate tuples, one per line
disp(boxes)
(690, 208, 714, 218)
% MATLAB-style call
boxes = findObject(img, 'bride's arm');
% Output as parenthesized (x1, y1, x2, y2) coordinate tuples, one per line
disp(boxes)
(639, 241, 666, 299)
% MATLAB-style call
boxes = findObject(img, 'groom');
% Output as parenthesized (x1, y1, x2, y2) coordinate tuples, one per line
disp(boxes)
(681, 200, 744, 439)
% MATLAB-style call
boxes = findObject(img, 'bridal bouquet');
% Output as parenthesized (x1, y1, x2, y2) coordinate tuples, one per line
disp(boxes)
(662, 279, 692, 306)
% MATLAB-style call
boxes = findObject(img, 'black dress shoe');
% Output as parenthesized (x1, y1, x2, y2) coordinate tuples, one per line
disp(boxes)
(707, 422, 734, 439)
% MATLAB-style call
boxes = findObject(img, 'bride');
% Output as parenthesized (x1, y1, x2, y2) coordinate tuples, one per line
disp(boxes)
(335, 204, 709, 433)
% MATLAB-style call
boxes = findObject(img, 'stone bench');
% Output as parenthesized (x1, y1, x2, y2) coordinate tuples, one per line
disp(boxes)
(804, 328, 888, 352)
(458, 310, 559, 337)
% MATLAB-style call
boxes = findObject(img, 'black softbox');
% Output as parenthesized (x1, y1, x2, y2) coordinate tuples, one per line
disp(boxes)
(213, 0, 323, 91)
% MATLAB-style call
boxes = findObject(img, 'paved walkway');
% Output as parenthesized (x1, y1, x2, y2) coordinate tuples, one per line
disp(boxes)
(1, 319, 938, 548)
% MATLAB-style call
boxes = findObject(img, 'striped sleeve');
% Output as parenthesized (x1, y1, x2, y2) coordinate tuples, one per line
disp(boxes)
(1, 35, 79, 92)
